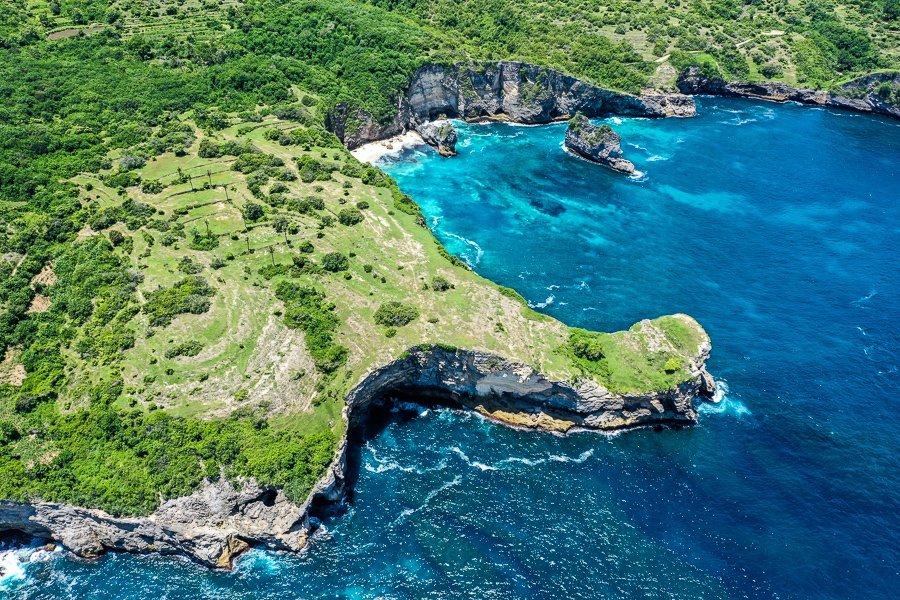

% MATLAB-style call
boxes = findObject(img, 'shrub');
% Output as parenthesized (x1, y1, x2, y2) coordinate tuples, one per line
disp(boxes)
(569, 330, 606, 361)
(143, 276, 214, 327)
(189, 232, 219, 250)
(374, 301, 419, 327)
(431, 276, 454, 292)
(108, 230, 125, 246)
(338, 207, 363, 226)
(663, 357, 682, 373)
(356, 200, 370, 210)
(164, 340, 203, 359)
(298, 240, 314, 253)
(275, 282, 348, 373)
(321, 252, 349, 272)
(141, 179, 164, 194)
(242, 203, 265, 222)
(177, 256, 202, 274)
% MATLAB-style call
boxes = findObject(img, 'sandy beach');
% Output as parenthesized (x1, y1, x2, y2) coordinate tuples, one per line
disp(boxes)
(351, 130, 427, 164)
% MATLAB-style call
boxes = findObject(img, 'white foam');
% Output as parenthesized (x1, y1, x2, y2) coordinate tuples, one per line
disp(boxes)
(0, 543, 61, 592)
(646, 154, 668, 162)
(0, 548, 27, 591)
(528, 295, 555, 309)
(442, 232, 484, 266)
(391, 476, 462, 526)
(699, 380, 751, 417)
(549, 449, 594, 463)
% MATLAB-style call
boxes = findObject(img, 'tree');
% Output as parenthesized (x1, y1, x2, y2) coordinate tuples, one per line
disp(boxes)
(321, 252, 349, 272)
(242, 203, 264, 222)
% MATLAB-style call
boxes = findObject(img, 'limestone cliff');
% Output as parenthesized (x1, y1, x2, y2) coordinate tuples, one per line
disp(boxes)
(564, 114, 635, 174)
(0, 331, 714, 568)
(326, 61, 696, 150)
(677, 67, 900, 120)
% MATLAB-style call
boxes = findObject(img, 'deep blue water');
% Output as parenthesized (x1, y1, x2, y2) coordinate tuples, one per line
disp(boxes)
(3, 98, 899, 599)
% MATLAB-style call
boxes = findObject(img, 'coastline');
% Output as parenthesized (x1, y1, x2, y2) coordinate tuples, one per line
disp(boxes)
(0, 341, 715, 570)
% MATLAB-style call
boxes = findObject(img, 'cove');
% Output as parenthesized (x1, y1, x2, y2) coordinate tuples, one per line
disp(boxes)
(3, 98, 899, 599)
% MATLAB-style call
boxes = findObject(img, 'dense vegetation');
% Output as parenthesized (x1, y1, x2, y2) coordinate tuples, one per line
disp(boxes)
(0, 0, 891, 515)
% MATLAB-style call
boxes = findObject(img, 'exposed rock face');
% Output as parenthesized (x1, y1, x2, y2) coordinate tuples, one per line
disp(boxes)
(0, 321, 714, 567)
(327, 61, 696, 150)
(677, 67, 900, 120)
(564, 113, 634, 174)
(0, 478, 314, 569)
(415, 120, 458, 156)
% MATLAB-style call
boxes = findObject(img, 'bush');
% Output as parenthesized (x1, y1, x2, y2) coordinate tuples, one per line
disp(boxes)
(569, 330, 606, 361)
(275, 282, 348, 373)
(663, 357, 682, 373)
(374, 301, 419, 327)
(242, 203, 265, 222)
(338, 207, 363, 226)
(143, 276, 214, 327)
(431, 275, 453, 292)
(177, 256, 202, 274)
(298, 240, 314, 253)
(321, 252, 349, 272)
(164, 340, 203, 359)
(189, 232, 219, 250)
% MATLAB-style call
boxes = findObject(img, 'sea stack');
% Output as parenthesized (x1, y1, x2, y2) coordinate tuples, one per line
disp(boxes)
(416, 120, 458, 157)
(564, 112, 634, 174)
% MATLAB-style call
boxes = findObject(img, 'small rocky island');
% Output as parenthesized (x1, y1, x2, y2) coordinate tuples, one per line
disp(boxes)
(416, 120, 458, 156)
(564, 112, 635, 174)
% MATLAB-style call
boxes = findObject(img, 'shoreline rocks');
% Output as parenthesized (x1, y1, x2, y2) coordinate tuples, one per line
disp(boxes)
(677, 67, 900, 120)
(564, 113, 634, 174)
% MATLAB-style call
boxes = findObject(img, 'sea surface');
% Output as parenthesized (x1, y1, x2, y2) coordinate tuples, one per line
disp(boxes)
(3, 98, 899, 599)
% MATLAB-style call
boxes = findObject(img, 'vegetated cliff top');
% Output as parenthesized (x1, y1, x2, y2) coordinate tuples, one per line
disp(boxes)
(0, 93, 709, 516)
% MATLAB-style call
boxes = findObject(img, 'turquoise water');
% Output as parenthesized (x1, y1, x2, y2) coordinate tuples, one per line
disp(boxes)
(3, 98, 899, 598)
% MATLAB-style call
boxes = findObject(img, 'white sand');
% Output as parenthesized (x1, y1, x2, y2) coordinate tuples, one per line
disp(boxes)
(351, 131, 427, 164)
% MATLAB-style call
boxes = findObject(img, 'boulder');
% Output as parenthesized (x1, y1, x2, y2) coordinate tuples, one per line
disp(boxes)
(564, 113, 634, 174)
(415, 120, 458, 156)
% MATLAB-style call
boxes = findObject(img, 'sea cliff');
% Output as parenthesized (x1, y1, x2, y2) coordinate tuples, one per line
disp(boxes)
(326, 61, 696, 150)
(677, 67, 900, 120)
(0, 334, 714, 569)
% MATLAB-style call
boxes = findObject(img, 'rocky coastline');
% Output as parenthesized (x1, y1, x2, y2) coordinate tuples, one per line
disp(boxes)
(332, 62, 898, 159)
(326, 61, 696, 152)
(0, 335, 715, 569)
(677, 67, 900, 120)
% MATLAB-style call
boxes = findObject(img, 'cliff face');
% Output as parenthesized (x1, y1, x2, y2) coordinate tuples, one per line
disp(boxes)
(327, 61, 696, 149)
(564, 114, 635, 174)
(0, 334, 714, 567)
(677, 67, 900, 120)
(0, 479, 309, 569)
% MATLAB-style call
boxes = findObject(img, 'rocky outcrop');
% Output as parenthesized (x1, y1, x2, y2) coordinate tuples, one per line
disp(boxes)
(0, 320, 714, 567)
(564, 113, 634, 174)
(0, 478, 317, 569)
(415, 120, 458, 156)
(327, 61, 696, 150)
(677, 67, 900, 120)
